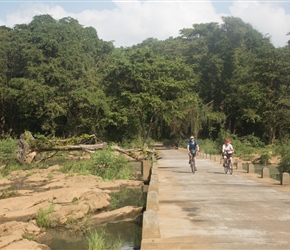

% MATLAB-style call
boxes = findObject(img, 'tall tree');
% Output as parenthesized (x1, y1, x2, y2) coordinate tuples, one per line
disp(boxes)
(103, 41, 199, 142)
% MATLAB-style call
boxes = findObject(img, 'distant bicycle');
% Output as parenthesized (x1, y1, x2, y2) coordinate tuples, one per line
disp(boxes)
(189, 150, 198, 174)
(223, 150, 234, 175)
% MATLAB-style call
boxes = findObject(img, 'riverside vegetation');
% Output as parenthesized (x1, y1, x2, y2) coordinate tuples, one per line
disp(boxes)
(0, 136, 150, 249)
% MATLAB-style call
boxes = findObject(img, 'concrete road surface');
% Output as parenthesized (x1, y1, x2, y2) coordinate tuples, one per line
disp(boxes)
(141, 149, 290, 250)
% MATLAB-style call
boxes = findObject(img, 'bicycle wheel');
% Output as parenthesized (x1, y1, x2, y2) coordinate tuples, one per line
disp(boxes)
(190, 161, 195, 174)
(229, 160, 233, 175)
(224, 165, 228, 174)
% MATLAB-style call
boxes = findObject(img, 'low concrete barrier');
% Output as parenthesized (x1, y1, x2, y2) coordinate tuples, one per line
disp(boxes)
(236, 161, 243, 170)
(213, 156, 218, 162)
(148, 179, 159, 194)
(146, 191, 159, 211)
(281, 172, 290, 185)
(142, 210, 161, 239)
(262, 167, 270, 178)
(247, 163, 255, 173)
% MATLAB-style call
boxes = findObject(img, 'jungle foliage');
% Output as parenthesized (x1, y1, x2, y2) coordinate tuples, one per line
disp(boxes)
(1, 15, 290, 146)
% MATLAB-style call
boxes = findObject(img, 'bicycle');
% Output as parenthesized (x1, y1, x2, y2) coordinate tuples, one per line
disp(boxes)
(223, 151, 234, 175)
(189, 150, 197, 174)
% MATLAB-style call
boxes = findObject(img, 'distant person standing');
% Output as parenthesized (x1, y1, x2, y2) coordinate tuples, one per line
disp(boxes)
(187, 136, 199, 169)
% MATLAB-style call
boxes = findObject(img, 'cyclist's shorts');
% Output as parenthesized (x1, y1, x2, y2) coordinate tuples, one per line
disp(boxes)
(225, 153, 233, 158)
(190, 150, 196, 156)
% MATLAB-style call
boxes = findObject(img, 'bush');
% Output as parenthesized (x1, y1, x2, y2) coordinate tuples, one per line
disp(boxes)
(61, 147, 134, 180)
(91, 147, 133, 180)
(259, 152, 271, 164)
(276, 141, 290, 173)
(240, 134, 265, 148)
(0, 138, 17, 164)
(197, 139, 220, 155)
(198, 132, 272, 160)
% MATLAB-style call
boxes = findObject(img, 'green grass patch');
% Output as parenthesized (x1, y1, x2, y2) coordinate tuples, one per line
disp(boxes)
(22, 232, 36, 241)
(0, 162, 34, 176)
(0, 187, 18, 199)
(61, 147, 134, 180)
(87, 229, 122, 250)
(36, 204, 55, 228)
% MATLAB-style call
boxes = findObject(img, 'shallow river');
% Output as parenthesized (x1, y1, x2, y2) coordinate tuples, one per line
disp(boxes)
(44, 186, 146, 250)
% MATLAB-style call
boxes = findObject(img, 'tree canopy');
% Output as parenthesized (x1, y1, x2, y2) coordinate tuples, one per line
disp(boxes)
(1, 15, 290, 145)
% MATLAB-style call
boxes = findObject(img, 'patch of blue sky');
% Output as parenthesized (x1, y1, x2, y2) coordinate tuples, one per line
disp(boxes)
(0, 1, 115, 19)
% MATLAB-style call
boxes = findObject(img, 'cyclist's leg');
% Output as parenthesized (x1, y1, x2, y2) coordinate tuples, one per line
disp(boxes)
(223, 155, 227, 166)
(193, 154, 197, 170)
(229, 156, 233, 174)
(229, 157, 233, 167)
(224, 156, 228, 173)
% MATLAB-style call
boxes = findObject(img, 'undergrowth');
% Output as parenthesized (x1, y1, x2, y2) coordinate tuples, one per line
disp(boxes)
(61, 147, 134, 180)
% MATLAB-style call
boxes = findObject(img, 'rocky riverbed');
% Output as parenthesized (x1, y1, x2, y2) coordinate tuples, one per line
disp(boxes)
(0, 165, 143, 250)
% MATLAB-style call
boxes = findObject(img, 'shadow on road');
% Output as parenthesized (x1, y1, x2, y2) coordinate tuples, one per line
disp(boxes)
(206, 171, 227, 175)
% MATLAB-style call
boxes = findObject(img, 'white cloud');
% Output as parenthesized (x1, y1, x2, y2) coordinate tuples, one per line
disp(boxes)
(1, 3, 72, 28)
(75, 1, 223, 46)
(0, 1, 223, 47)
(230, 1, 290, 47)
(0, 1, 289, 47)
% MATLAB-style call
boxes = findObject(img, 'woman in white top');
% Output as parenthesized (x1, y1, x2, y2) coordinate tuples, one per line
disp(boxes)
(222, 139, 234, 166)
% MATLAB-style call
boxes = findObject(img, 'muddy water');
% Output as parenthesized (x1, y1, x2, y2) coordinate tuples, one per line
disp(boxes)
(44, 187, 146, 250)
(46, 217, 142, 250)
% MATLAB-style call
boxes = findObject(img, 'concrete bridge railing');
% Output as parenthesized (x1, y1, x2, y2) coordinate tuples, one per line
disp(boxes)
(141, 160, 161, 244)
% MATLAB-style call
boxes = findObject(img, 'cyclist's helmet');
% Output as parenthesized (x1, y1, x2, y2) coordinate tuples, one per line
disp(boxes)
(225, 139, 230, 143)
(190, 136, 194, 139)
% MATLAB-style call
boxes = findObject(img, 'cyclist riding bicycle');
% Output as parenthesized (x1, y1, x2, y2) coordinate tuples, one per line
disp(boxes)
(187, 136, 199, 168)
(222, 139, 234, 167)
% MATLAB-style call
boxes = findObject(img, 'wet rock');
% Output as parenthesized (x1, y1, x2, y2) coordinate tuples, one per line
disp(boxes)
(0, 165, 143, 237)
(47, 191, 111, 226)
(91, 206, 143, 224)
(0, 188, 112, 226)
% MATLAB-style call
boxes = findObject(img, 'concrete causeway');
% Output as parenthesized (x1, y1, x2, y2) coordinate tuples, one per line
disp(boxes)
(141, 149, 290, 250)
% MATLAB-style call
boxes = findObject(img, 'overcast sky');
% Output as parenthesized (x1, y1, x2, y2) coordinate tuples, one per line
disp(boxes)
(0, 0, 290, 48)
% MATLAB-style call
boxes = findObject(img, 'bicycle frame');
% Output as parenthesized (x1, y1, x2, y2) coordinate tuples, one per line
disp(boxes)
(224, 154, 233, 175)
(189, 151, 196, 174)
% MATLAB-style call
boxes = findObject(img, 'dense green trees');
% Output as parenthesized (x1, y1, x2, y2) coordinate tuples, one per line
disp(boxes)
(0, 15, 289, 144)
(1, 15, 113, 137)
